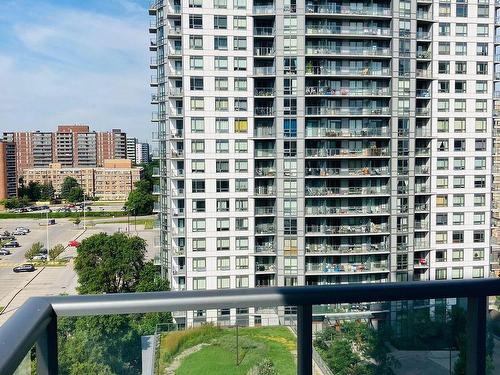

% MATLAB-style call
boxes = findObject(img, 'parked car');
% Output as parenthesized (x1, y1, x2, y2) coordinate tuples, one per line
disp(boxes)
(16, 227, 30, 233)
(13, 264, 35, 273)
(32, 254, 47, 261)
(68, 240, 80, 247)
(0, 249, 12, 255)
(0, 235, 15, 241)
(3, 241, 20, 248)
(12, 230, 27, 236)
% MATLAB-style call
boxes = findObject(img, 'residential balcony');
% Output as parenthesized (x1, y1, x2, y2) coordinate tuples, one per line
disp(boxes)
(305, 147, 389, 158)
(255, 263, 276, 273)
(305, 127, 389, 138)
(415, 147, 430, 156)
(255, 223, 276, 234)
(415, 107, 430, 116)
(172, 207, 185, 217)
(255, 243, 276, 253)
(305, 106, 390, 116)
(305, 66, 390, 77)
(415, 221, 430, 231)
(305, 166, 389, 177)
(170, 169, 184, 178)
(416, 69, 432, 78)
(255, 107, 276, 116)
(305, 223, 389, 235)
(305, 45, 391, 57)
(416, 31, 431, 40)
(305, 4, 391, 17)
(254, 27, 275, 36)
(305, 261, 389, 274)
(305, 242, 388, 255)
(1, 280, 498, 375)
(252, 5, 275, 15)
(416, 11, 432, 20)
(305, 205, 389, 216)
(254, 127, 276, 138)
(172, 264, 186, 275)
(255, 149, 276, 158)
(254, 47, 275, 56)
(255, 167, 276, 177)
(305, 25, 391, 37)
(415, 165, 430, 175)
(305, 186, 390, 197)
(253, 66, 276, 76)
(255, 186, 276, 196)
(416, 89, 430, 98)
(255, 206, 276, 215)
(415, 203, 429, 212)
(416, 51, 431, 59)
(305, 86, 390, 97)
(255, 87, 275, 96)
(415, 184, 431, 194)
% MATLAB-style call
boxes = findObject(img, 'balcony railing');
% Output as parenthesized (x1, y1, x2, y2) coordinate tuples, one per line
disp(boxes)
(305, 223, 389, 235)
(305, 86, 390, 97)
(305, 242, 388, 254)
(305, 127, 389, 138)
(305, 4, 391, 17)
(254, 27, 275, 36)
(305, 261, 389, 273)
(254, 47, 275, 56)
(0, 279, 499, 375)
(253, 66, 276, 76)
(305, 147, 389, 157)
(306, 66, 390, 76)
(305, 205, 389, 216)
(305, 166, 389, 177)
(305, 106, 390, 116)
(255, 223, 276, 234)
(305, 26, 391, 37)
(305, 186, 390, 197)
(305, 46, 391, 57)
(253, 5, 275, 14)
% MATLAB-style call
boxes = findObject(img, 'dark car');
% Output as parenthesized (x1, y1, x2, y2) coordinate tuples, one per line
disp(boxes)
(0, 249, 12, 255)
(13, 264, 35, 273)
(3, 241, 20, 248)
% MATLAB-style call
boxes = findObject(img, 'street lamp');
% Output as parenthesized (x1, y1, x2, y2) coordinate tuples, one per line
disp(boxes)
(46, 210, 50, 262)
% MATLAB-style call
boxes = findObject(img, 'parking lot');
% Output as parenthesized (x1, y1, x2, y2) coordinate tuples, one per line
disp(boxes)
(0, 217, 156, 325)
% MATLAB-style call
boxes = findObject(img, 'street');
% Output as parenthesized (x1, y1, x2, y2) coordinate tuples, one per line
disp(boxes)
(0, 217, 156, 325)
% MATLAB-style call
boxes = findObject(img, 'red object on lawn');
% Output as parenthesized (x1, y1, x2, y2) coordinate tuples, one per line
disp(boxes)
(68, 240, 80, 247)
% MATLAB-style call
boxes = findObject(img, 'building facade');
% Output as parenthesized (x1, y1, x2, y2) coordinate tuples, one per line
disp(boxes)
(0, 141, 17, 201)
(22, 159, 142, 201)
(127, 137, 138, 164)
(136, 142, 151, 164)
(150, 0, 494, 306)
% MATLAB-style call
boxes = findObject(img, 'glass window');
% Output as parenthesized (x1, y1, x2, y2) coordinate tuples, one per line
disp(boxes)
(192, 258, 206, 271)
(216, 139, 229, 153)
(236, 256, 248, 269)
(235, 159, 248, 172)
(191, 117, 204, 132)
(192, 199, 205, 212)
(216, 159, 229, 173)
(233, 37, 247, 50)
(236, 236, 249, 251)
(235, 118, 248, 133)
(215, 77, 228, 91)
(235, 198, 248, 211)
(215, 117, 229, 133)
(190, 56, 203, 70)
(217, 257, 230, 271)
(233, 16, 247, 30)
(191, 159, 205, 173)
(235, 178, 248, 192)
(217, 276, 230, 289)
(193, 277, 206, 290)
(189, 15, 203, 29)
(453, 194, 465, 207)
(191, 140, 205, 153)
(451, 268, 463, 280)
(235, 217, 248, 230)
(214, 0, 227, 8)
(214, 56, 228, 70)
(192, 218, 206, 232)
(216, 199, 229, 212)
(234, 57, 247, 71)
(214, 15, 227, 29)
(474, 194, 486, 207)
(216, 218, 230, 231)
(236, 275, 249, 288)
(473, 267, 484, 278)
(193, 238, 206, 251)
(436, 268, 447, 280)
(216, 179, 229, 192)
(214, 36, 228, 50)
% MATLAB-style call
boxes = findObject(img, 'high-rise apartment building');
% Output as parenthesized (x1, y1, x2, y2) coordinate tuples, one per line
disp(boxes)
(150, 0, 493, 303)
(0, 141, 17, 201)
(136, 142, 151, 164)
(127, 137, 138, 164)
(3, 126, 128, 176)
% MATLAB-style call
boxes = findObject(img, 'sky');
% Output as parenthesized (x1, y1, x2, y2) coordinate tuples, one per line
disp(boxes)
(0, 0, 152, 141)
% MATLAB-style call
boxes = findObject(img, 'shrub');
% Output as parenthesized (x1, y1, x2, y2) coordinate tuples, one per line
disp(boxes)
(25, 242, 44, 260)
(49, 244, 65, 260)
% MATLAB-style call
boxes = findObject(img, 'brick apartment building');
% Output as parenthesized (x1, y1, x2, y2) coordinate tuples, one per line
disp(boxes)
(0, 141, 17, 201)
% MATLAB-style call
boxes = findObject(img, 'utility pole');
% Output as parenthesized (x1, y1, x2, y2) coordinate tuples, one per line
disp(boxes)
(46, 210, 50, 262)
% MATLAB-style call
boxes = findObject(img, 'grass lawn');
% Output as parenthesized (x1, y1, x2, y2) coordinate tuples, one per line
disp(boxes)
(0, 211, 127, 220)
(159, 325, 296, 375)
(89, 218, 155, 229)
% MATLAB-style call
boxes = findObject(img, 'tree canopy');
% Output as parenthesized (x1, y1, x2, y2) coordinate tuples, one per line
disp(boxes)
(60, 177, 80, 201)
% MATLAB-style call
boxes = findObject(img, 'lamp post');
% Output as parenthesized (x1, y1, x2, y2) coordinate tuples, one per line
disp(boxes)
(46, 210, 50, 262)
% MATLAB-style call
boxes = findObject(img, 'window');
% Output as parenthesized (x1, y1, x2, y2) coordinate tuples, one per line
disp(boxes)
(454, 139, 465, 151)
(452, 268, 463, 280)
(437, 139, 448, 151)
(438, 42, 450, 55)
(473, 267, 484, 278)
(436, 213, 448, 226)
(475, 176, 486, 188)
(191, 140, 205, 153)
(453, 176, 465, 188)
(233, 37, 247, 50)
(474, 249, 485, 261)
(439, 3, 451, 16)
(192, 258, 206, 272)
(193, 277, 206, 290)
(456, 2, 467, 17)
(235, 159, 248, 172)
(192, 180, 205, 193)
(236, 256, 248, 270)
(476, 81, 487, 94)
(455, 81, 466, 94)
(474, 212, 485, 225)
(474, 230, 485, 243)
(455, 62, 466, 75)
(217, 276, 230, 289)
(189, 15, 203, 29)
(189, 35, 203, 50)
(189, 0, 202, 7)
(234, 16, 246, 29)
(454, 99, 466, 112)
(216, 179, 229, 192)
(192, 199, 205, 212)
(216, 159, 229, 173)
(235, 140, 248, 153)
(436, 250, 447, 262)
(215, 117, 229, 133)
(476, 100, 487, 113)
(214, 77, 228, 91)
(477, 4, 489, 18)
(214, 36, 227, 50)
(436, 268, 447, 280)
(216, 237, 230, 251)
(475, 157, 486, 170)
(456, 23, 467, 36)
(214, 56, 228, 70)
(453, 212, 464, 225)
(284, 119, 297, 137)
(453, 194, 465, 207)
(214, 15, 227, 29)
(215, 97, 228, 111)
(191, 159, 205, 173)
(235, 199, 248, 211)
(190, 56, 203, 70)
(236, 276, 248, 288)
(190, 97, 204, 110)
(216, 199, 229, 212)
(234, 57, 247, 71)
(438, 61, 450, 74)
(437, 119, 449, 133)
(477, 24, 489, 37)
(454, 118, 466, 133)
(235, 118, 248, 132)
(235, 217, 248, 230)
(437, 99, 449, 112)
(475, 119, 487, 133)
(436, 176, 448, 189)
(193, 238, 206, 252)
(236, 237, 248, 251)
(234, 78, 247, 91)
(439, 23, 450, 36)
(192, 219, 205, 232)
(234, 98, 247, 111)
(475, 139, 487, 151)
(216, 139, 229, 153)
(455, 42, 467, 56)
(477, 43, 488, 56)
(452, 231, 464, 244)
(477, 62, 488, 75)
(438, 81, 449, 93)
(436, 195, 448, 207)
(214, 0, 227, 8)
(474, 194, 486, 207)
(217, 218, 230, 231)
(453, 158, 465, 170)
(191, 117, 204, 133)
(437, 158, 448, 170)
(235, 179, 248, 192)
(217, 257, 230, 271)
(436, 231, 448, 244)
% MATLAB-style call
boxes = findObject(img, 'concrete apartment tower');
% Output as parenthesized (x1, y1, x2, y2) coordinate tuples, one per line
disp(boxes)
(150, 0, 494, 324)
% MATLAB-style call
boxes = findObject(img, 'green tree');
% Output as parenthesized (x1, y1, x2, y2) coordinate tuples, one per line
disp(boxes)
(67, 187, 84, 203)
(49, 244, 65, 260)
(18, 181, 41, 201)
(40, 183, 55, 201)
(25, 242, 44, 260)
(60, 177, 80, 200)
(125, 188, 154, 216)
(1, 197, 20, 209)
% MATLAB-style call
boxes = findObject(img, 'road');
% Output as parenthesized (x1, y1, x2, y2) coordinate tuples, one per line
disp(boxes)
(0, 217, 156, 325)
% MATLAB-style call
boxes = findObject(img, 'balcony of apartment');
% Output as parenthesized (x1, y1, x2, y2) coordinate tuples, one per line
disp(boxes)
(255, 204, 276, 216)
(305, 121, 389, 138)
(305, 85, 390, 97)
(305, 166, 390, 178)
(170, 149, 183, 158)
(416, 9, 433, 21)
(255, 166, 276, 178)
(305, 146, 389, 158)
(254, 46, 275, 57)
(306, 64, 391, 77)
(2, 279, 498, 375)
(305, 222, 389, 236)
(415, 106, 430, 117)
(304, 3, 391, 17)
(414, 220, 430, 231)
(416, 31, 431, 41)
(255, 222, 276, 235)
(171, 207, 185, 217)
(415, 202, 430, 213)
(254, 86, 275, 97)
(305, 204, 389, 217)
(255, 261, 277, 274)
(416, 89, 431, 98)
(253, 65, 276, 76)
(305, 43, 391, 58)
(416, 49, 432, 60)
(252, 2, 275, 15)
(254, 184, 276, 197)
(305, 185, 389, 197)
(169, 168, 184, 178)
(305, 23, 391, 38)
(416, 68, 432, 79)
(254, 147, 276, 159)
(305, 241, 388, 255)
(415, 146, 430, 157)
(305, 260, 389, 275)
(253, 26, 275, 37)
(415, 164, 430, 175)
(305, 105, 390, 117)
(254, 124, 276, 138)
(254, 106, 276, 117)
(255, 241, 276, 254)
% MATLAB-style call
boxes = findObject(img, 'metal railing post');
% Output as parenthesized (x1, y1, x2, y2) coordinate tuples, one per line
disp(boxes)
(36, 310, 58, 375)
(466, 296, 487, 375)
(297, 304, 312, 375)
